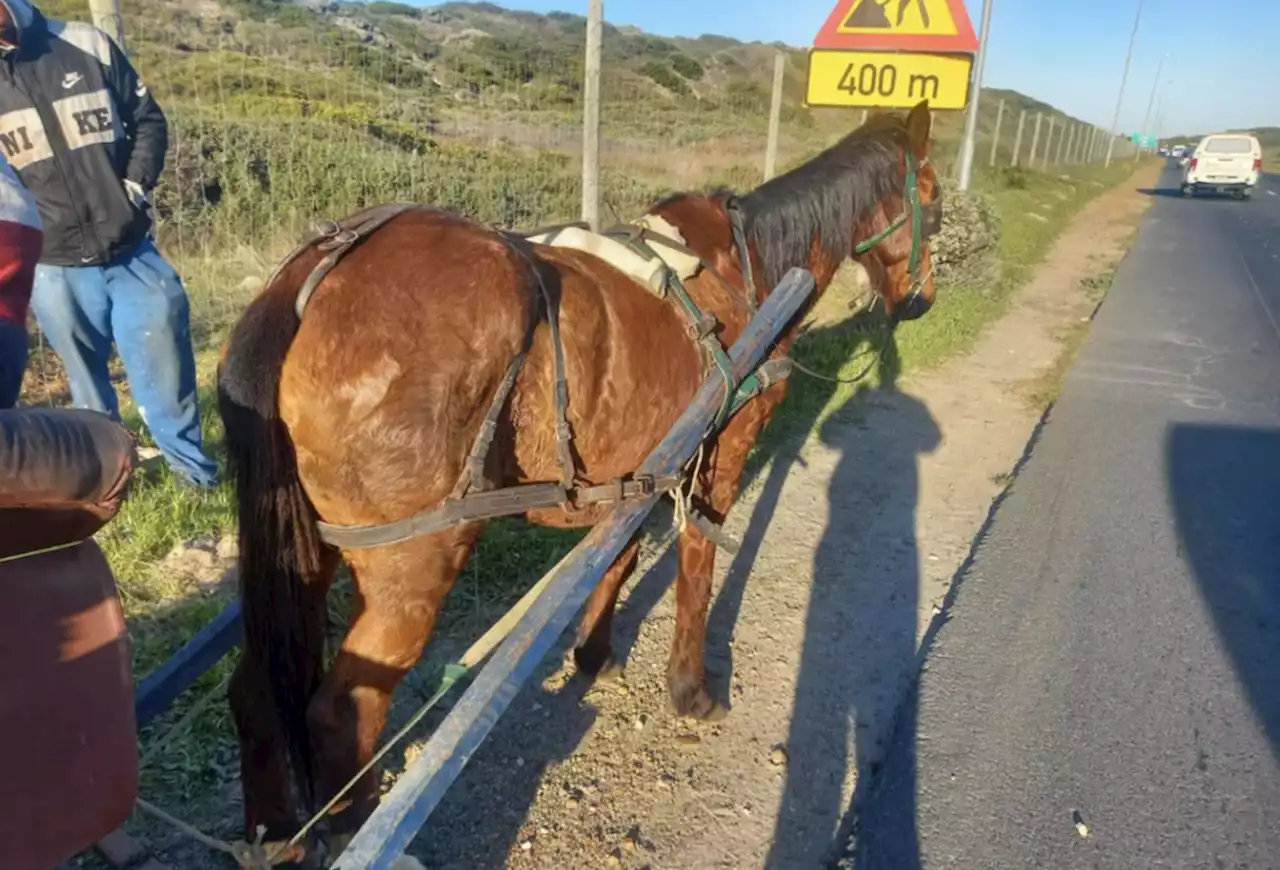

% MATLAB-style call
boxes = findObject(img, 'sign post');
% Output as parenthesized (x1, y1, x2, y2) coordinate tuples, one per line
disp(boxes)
(806, 0, 980, 111)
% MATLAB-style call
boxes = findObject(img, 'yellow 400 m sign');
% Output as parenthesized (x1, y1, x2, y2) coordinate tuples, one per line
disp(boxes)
(805, 49, 973, 110)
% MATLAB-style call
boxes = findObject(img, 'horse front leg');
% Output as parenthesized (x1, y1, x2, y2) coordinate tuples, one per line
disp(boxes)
(667, 398, 783, 721)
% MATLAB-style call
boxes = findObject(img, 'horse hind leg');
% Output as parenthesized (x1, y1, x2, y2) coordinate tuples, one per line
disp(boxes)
(306, 522, 485, 859)
(572, 536, 641, 681)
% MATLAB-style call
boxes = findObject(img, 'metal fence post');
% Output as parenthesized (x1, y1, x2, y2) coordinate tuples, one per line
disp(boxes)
(989, 98, 1005, 167)
(763, 52, 785, 181)
(1064, 124, 1076, 165)
(580, 0, 603, 231)
(1041, 117, 1055, 169)
(1055, 117, 1069, 165)
(1010, 109, 1026, 167)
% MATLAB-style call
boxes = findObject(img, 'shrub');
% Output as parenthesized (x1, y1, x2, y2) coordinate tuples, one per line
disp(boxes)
(930, 189, 1001, 285)
(641, 61, 690, 96)
(670, 54, 705, 81)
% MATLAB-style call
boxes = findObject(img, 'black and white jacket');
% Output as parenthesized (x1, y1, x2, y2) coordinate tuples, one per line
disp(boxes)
(0, 0, 165, 266)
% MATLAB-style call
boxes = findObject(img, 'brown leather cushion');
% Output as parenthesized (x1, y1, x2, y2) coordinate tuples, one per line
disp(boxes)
(0, 541, 138, 870)
(0, 408, 135, 559)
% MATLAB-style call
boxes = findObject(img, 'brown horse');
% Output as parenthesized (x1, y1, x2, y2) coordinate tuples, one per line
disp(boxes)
(217, 100, 941, 861)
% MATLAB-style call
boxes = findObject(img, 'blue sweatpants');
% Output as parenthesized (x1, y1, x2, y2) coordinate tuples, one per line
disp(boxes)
(31, 239, 219, 488)
(0, 320, 25, 408)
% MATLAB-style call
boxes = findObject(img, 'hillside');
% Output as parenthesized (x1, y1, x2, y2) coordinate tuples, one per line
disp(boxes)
(37, 0, 1092, 315)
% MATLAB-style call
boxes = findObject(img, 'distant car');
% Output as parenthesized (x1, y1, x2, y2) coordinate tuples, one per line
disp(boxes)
(1159, 146, 1170, 156)
(1171, 144, 1186, 159)
(1181, 133, 1262, 199)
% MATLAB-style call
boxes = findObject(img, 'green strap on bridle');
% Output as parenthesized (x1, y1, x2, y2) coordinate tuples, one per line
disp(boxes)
(853, 152, 928, 280)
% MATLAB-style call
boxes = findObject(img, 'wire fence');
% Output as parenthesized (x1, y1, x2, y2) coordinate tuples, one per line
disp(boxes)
(29, 0, 840, 341)
(21, 0, 1136, 364)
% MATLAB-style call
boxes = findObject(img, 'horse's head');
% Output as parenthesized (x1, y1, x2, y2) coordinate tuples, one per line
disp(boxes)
(850, 100, 941, 323)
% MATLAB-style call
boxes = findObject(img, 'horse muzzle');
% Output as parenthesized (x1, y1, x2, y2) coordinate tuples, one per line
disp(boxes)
(894, 291, 934, 323)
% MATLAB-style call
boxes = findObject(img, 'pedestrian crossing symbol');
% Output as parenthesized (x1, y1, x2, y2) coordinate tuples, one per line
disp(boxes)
(814, 0, 979, 52)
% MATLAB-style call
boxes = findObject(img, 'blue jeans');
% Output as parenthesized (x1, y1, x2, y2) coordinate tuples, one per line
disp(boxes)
(0, 321, 25, 408)
(31, 239, 219, 488)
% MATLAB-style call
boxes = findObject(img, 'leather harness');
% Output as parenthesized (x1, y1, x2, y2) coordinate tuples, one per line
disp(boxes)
(266, 161, 939, 551)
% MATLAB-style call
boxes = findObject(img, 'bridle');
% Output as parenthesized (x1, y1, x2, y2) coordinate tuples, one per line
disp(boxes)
(852, 151, 943, 317)
(727, 149, 942, 324)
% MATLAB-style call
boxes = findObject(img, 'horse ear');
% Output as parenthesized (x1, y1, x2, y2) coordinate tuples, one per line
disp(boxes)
(905, 99, 932, 160)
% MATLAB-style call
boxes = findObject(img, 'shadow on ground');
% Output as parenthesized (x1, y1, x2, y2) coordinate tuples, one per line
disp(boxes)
(1166, 423, 1280, 755)
(758, 335, 942, 868)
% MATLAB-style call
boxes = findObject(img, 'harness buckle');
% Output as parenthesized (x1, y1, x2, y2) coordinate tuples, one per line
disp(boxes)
(687, 312, 718, 341)
(319, 228, 360, 251)
(632, 474, 657, 497)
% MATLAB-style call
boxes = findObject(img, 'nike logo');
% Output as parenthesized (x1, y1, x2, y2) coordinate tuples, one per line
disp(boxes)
(61, 72, 83, 89)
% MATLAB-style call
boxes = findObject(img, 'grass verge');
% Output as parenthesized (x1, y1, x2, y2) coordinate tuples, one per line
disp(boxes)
(69, 157, 1144, 852)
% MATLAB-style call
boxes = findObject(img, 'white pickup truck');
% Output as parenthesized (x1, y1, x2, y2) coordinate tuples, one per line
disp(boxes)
(1181, 133, 1262, 200)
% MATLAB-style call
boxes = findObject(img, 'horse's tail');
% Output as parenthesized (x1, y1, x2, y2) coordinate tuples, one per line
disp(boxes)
(218, 277, 329, 807)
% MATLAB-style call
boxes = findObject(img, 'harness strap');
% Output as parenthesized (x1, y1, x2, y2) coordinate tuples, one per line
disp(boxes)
(616, 232, 742, 430)
(287, 206, 795, 553)
(499, 235, 579, 490)
(317, 474, 685, 549)
(449, 351, 527, 501)
(293, 204, 421, 319)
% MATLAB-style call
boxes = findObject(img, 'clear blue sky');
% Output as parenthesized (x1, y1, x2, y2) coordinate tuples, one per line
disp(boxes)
(462, 0, 1280, 136)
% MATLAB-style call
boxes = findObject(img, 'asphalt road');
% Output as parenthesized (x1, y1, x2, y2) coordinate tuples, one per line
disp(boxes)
(852, 164, 1280, 869)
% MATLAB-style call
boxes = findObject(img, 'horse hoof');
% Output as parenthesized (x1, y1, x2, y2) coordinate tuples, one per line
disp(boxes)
(573, 644, 622, 681)
(701, 700, 730, 722)
(669, 679, 729, 721)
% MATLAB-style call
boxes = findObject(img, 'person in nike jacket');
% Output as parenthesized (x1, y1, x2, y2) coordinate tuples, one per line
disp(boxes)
(0, 152, 40, 407)
(0, 0, 217, 487)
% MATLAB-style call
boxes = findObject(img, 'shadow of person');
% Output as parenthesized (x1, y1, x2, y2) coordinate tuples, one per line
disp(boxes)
(703, 308, 891, 708)
(759, 330, 942, 869)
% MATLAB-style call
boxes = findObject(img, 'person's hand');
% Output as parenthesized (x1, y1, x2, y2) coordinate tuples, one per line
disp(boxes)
(123, 178, 149, 211)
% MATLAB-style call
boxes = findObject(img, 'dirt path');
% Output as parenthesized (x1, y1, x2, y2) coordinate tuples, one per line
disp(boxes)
(397, 172, 1159, 869)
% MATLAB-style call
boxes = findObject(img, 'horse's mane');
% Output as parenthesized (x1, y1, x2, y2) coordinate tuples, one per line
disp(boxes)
(739, 115, 910, 287)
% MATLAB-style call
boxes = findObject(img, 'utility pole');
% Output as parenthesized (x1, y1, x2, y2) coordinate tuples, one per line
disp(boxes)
(1105, 0, 1145, 167)
(1135, 52, 1167, 160)
(956, 0, 994, 191)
